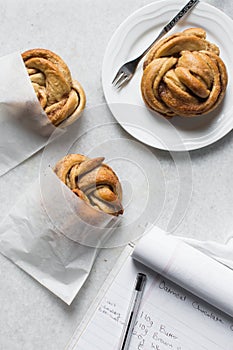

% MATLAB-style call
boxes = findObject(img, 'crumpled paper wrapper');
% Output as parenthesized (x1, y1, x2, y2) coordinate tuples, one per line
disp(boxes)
(0, 167, 116, 304)
(0, 52, 63, 176)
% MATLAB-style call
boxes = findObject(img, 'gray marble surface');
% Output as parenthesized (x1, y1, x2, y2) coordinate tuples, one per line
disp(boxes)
(0, 0, 233, 349)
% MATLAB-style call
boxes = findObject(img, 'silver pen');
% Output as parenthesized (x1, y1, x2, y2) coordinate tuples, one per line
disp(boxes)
(118, 273, 147, 350)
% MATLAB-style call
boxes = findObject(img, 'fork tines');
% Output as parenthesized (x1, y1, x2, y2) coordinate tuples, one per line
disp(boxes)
(112, 70, 130, 89)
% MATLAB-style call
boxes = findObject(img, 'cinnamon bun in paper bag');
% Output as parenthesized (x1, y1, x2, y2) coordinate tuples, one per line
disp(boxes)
(22, 48, 86, 126)
(54, 154, 124, 217)
(0, 49, 86, 176)
(0, 165, 121, 304)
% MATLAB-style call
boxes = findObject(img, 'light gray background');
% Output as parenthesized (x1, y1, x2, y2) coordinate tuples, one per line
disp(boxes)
(0, 0, 233, 349)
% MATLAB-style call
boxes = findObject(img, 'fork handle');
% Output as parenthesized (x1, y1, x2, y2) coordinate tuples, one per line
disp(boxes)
(138, 0, 199, 60)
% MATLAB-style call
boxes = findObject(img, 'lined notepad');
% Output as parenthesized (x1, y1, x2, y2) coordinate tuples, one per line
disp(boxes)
(66, 244, 233, 350)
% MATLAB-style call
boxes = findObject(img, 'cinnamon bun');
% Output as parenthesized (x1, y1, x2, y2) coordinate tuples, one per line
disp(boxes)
(141, 28, 227, 118)
(54, 154, 124, 216)
(22, 48, 86, 126)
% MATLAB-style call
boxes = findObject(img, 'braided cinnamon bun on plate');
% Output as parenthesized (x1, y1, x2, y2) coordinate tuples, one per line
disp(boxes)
(141, 28, 227, 118)
(102, 1, 233, 151)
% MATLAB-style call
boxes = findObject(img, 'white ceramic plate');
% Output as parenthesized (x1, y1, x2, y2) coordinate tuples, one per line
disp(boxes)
(102, 1, 233, 151)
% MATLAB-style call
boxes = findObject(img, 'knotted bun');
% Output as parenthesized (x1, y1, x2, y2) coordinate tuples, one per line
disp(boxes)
(22, 48, 86, 126)
(141, 28, 227, 118)
(54, 154, 124, 216)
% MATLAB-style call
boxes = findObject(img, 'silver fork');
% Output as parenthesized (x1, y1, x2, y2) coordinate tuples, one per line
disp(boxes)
(112, 0, 199, 89)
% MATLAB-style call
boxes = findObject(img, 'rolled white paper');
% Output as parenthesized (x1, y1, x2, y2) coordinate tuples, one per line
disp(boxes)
(132, 226, 233, 318)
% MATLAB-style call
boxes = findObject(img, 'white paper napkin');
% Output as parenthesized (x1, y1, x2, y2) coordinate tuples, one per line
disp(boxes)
(132, 226, 233, 318)
(0, 52, 63, 176)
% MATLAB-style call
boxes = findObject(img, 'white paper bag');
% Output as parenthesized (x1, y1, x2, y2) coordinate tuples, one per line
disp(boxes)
(0, 168, 116, 304)
(0, 52, 63, 176)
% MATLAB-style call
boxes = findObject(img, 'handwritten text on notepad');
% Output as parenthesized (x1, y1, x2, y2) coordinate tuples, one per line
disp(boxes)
(133, 311, 182, 350)
(72, 254, 233, 350)
(99, 298, 183, 349)
(98, 275, 233, 350)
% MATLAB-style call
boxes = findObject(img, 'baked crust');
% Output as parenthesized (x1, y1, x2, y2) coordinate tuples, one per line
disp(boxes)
(54, 154, 124, 216)
(141, 28, 227, 118)
(22, 48, 86, 126)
